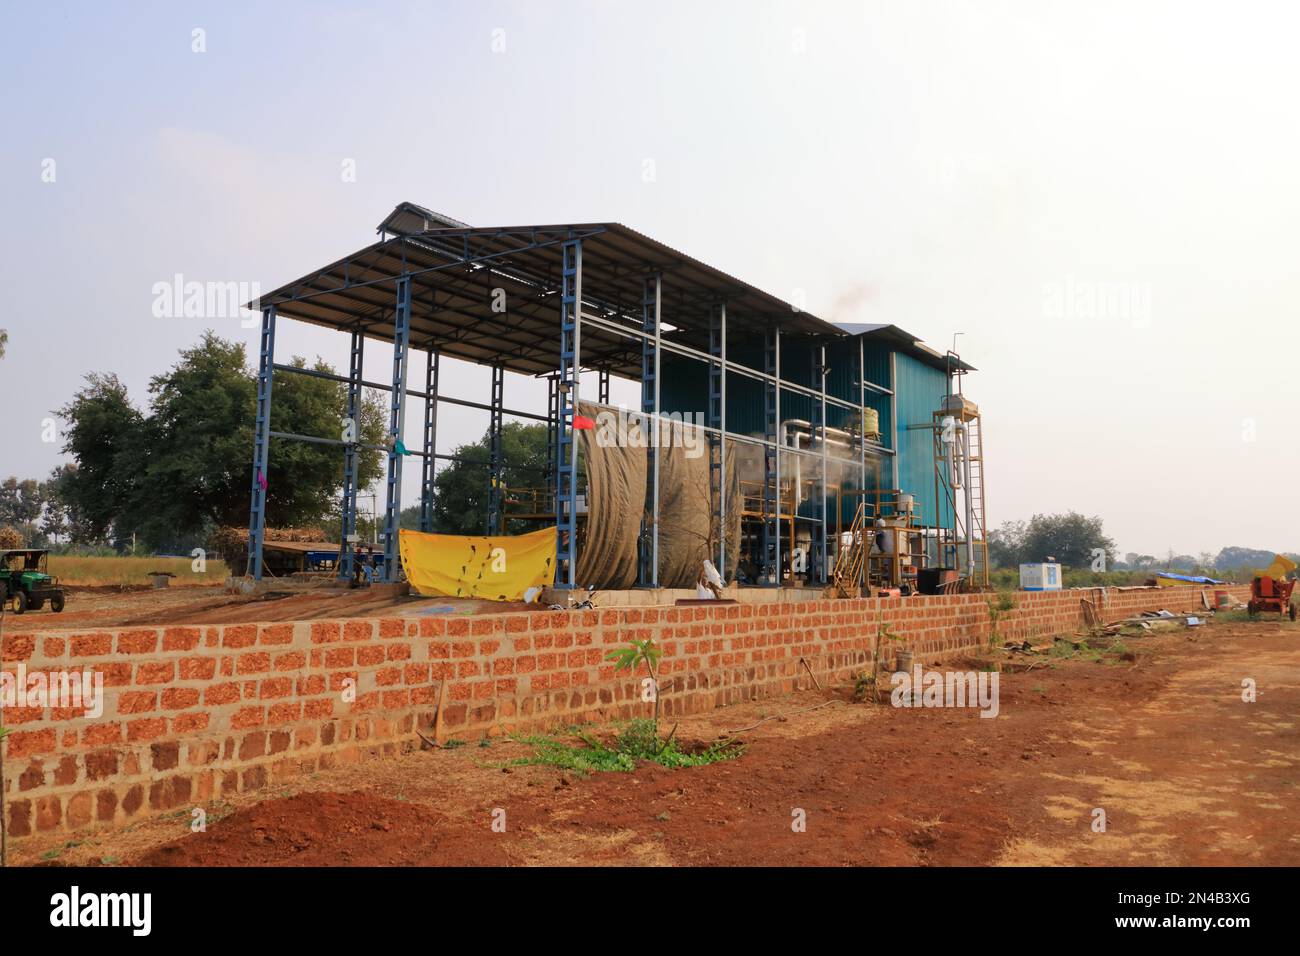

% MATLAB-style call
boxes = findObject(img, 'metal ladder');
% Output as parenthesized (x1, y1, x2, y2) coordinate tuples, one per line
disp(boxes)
(831, 500, 868, 596)
(966, 414, 988, 585)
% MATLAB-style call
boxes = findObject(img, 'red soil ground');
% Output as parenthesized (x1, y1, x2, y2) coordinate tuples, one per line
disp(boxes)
(17, 617, 1299, 867)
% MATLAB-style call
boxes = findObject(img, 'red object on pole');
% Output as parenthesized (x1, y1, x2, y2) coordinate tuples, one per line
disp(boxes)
(572, 415, 595, 430)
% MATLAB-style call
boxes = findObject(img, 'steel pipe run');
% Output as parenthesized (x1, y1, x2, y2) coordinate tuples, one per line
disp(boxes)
(959, 421, 976, 575)
(270, 362, 548, 423)
(578, 311, 893, 405)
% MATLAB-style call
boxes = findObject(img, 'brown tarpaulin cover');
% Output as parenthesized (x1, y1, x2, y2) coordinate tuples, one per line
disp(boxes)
(576, 403, 740, 589)
(575, 403, 644, 589)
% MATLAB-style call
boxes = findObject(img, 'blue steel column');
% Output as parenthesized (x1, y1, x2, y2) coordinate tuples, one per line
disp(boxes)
(813, 342, 828, 585)
(857, 336, 867, 590)
(381, 276, 412, 582)
(708, 301, 727, 577)
(487, 364, 504, 534)
(638, 273, 661, 587)
(337, 328, 365, 580)
(247, 304, 276, 580)
(762, 326, 781, 586)
(555, 239, 582, 588)
(418, 349, 439, 533)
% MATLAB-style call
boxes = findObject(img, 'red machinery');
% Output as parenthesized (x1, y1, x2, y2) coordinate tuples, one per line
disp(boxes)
(1248, 574, 1297, 620)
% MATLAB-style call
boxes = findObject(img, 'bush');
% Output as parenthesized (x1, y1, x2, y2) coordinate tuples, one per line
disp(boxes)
(511, 719, 744, 775)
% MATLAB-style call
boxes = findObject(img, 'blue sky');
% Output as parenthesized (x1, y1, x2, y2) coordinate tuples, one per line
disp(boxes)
(2, 0, 1297, 555)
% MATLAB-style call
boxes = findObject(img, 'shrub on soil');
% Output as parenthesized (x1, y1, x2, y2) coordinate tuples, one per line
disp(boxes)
(511, 719, 744, 775)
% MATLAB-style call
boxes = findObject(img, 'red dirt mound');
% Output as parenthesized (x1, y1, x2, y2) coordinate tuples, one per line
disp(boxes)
(135, 791, 513, 867)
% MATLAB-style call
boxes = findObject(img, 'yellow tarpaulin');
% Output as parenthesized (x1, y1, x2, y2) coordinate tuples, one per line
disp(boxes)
(399, 527, 556, 602)
(1263, 554, 1297, 582)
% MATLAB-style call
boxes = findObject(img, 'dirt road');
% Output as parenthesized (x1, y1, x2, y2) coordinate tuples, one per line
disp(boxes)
(18, 618, 1298, 867)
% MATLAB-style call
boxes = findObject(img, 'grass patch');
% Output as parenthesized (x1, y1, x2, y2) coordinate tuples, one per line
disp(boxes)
(50, 555, 229, 587)
(510, 719, 744, 776)
(1213, 608, 1298, 628)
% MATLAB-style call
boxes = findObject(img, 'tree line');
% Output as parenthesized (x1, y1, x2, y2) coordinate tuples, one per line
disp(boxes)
(988, 514, 1295, 576)
(5, 332, 387, 554)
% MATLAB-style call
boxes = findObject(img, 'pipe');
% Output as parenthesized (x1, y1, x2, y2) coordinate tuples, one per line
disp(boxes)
(959, 421, 975, 573)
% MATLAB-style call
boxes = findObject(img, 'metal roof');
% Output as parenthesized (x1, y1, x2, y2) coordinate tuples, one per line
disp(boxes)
(252, 220, 849, 379)
(834, 322, 977, 373)
(377, 201, 471, 237)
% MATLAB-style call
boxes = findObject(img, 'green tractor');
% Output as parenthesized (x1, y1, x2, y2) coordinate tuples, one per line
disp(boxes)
(0, 549, 66, 614)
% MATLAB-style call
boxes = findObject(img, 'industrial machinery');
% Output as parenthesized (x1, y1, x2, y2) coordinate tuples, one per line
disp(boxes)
(0, 549, 66, 614)
(932, 357, 988, 588)
(1248, 555, 1297, 620)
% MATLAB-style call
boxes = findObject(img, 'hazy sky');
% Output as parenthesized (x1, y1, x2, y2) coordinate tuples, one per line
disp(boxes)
(2, 0, 1296, 557)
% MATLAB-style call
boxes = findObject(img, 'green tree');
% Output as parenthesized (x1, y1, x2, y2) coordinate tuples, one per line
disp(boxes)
(0, 477, 44, 526)
(118, 333, 256, 547)
(988, 519, 1026, 568)
(430, 421, 550, 534)
(56, 373, 144, 541)
(57, 332, 386, 551)
(1018, 512, 1115, 569)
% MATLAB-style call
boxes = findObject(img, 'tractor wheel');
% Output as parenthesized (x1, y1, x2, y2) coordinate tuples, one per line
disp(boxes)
(51, 593, 65, 613)
(13, 591, 27, 615)
(1290, 602, 1297, 622)
(1247, 602, 1258, 617)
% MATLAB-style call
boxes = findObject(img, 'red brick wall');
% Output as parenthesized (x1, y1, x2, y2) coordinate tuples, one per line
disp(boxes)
(0, 584, 1248, 840)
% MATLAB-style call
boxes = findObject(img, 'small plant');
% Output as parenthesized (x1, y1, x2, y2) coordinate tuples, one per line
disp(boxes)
(442, 738, 466, 750)
(510, 719, 744, 776)
(605, 637, 664, 735)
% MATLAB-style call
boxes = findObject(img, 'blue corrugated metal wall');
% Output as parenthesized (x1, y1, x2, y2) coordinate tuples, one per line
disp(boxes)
(892, 352, 953, 528)
(649, 335, 949, 527)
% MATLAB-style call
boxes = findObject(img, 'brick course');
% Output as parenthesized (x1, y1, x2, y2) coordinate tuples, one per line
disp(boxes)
(0, 584, 1248, 840)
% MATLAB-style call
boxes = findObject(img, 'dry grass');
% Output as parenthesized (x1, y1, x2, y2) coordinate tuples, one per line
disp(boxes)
(49, 556, 230, 587)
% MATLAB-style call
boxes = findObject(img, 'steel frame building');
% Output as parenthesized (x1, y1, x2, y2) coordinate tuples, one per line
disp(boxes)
(245, 203, 972, 590)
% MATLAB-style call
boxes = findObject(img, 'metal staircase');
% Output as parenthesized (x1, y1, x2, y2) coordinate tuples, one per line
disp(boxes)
(831, 500, 868, 596)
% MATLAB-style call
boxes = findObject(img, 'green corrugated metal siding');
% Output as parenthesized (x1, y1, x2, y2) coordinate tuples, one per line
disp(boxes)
(893, 352, 952, 527)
